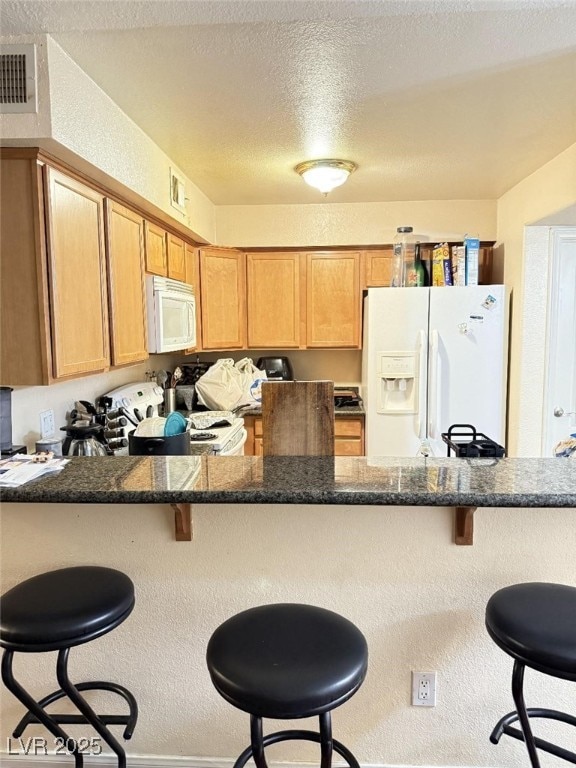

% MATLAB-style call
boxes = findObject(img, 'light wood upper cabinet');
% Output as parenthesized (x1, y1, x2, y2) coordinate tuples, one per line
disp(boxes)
(184, 242, 202, 352)
(364, 247, 393, 287)
(1, 155, 52, 385)
(306, 252, 361, 348)
(144, 221, 167, 276)
(45, 167, 110, 378)
(199, 247, 246, 350)
(247, 252, 305, 348)
(105, 201, 148, 366)
(167, 233, 186, 281)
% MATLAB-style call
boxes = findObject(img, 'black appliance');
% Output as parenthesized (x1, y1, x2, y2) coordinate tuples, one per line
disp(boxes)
(256, 357, 294, 381)
(334, 387, 363, 409)
(441, 424, 505, 458)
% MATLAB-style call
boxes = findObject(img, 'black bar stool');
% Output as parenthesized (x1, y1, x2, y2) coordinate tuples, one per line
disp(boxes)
(1, 566, 138, 768)
(486, 582, 576, 767)
(206, 603, 368, 768)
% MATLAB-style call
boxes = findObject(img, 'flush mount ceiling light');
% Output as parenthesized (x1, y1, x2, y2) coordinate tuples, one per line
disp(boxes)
(295, 159, 357, 195)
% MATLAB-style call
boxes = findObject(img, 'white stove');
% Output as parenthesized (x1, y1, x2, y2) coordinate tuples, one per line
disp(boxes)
(101, 383, 247, 456)
(103, 381, 164, 425)
(188, 418, 247, 455)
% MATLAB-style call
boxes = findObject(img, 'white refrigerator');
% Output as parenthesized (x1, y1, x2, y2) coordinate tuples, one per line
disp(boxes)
(361, 285, 509, 457)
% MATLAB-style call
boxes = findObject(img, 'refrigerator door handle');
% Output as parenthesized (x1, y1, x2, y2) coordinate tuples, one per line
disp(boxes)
(429, 329, 440, 438)
(417, 329, 427, 439)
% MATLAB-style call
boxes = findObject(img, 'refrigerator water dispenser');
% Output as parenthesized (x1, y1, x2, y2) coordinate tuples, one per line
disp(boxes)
(377, 352, 419, 414)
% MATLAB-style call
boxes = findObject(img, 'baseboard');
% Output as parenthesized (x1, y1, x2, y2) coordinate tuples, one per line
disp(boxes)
(0, 755, 478, 768)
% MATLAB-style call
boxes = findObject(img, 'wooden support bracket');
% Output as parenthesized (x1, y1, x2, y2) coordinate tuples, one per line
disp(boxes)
(171, 503, 192, 541)
(454, 506, 476, 545)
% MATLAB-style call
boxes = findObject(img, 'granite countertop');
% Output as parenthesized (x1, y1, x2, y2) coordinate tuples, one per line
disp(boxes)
(1, 456, 575, 508)
(236, 405, 365, 417)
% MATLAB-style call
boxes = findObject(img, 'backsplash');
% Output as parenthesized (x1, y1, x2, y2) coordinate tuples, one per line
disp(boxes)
(8, 355, 176, 452)
(7, 350, 361, 452)
(189, 349, 362, 386)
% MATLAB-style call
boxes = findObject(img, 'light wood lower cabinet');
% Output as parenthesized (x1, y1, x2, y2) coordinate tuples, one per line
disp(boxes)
(334, 417, 365, 456)
(105, 201, 148, 366)
(244, 415, 364, 456)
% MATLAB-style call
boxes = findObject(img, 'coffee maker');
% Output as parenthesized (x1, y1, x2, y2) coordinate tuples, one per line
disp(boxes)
(0, 386, 27, 457)
(61, 399, 128, 456)
(255, 357, 294, 381)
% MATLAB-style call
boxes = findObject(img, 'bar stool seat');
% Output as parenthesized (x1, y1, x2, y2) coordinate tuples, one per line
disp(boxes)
(1, 566, 135, 652)
(1, 566, 138, 768)
(486, 582, 576, 679)
(486, 582, 576, 768)
(207, 603, 368, 768)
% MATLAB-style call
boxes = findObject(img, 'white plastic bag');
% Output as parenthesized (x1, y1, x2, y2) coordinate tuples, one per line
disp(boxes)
(235, 358, 267, 407)
(194, 359, 244, 411)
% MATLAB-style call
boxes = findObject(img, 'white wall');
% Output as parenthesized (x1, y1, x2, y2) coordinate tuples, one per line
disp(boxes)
(1, 501, 574, 768)
(497, 143, 576, 456)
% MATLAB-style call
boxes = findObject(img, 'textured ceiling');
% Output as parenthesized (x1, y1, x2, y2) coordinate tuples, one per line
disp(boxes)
(2, 0, 576, 205)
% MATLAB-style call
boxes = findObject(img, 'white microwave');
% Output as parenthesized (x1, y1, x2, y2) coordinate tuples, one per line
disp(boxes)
(146, 275, 196, 353)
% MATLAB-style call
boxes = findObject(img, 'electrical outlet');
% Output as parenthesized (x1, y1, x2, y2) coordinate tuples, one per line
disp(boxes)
(412, 671, 437, 707)
(39, 409, 55, 438)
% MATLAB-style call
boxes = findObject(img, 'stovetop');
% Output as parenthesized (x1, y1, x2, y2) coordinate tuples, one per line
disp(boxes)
(334, 387, 363, 409)
(187, 417, 244, 449)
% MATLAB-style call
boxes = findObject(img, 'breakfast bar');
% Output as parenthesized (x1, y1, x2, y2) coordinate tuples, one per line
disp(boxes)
(1, 455, 575, 768)
(2, 456, 575, 544)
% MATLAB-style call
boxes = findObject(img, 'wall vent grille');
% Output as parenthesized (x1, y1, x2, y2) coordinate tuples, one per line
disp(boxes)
(0, 44, 37, 113)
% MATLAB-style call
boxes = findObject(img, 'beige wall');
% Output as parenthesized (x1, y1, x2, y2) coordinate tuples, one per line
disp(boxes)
(215, 199, 496, 247)
(0, 35, 216, 244)
(1, 501, 574, 767)
(497, 143, 576, 456)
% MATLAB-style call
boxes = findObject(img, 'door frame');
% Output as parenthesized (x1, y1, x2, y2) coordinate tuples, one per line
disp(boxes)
(541, 227, 576, 456)
(516, 224, 576, 456)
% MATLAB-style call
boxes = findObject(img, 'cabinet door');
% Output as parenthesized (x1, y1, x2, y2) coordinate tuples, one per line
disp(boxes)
(167, 233, 186, 281)
(365, 247, 393, 287)
(45, 167, 110, 378)
(247, 252, 304, 348)
(334, 418, 365, 455)
(106, 201, 148, 366)
(0, 156, 52, 385)
(199, 247, 246, 349)
(183, 242, 202, 351)
(306, 252, 361, 348)
(144, 221, 167, 275)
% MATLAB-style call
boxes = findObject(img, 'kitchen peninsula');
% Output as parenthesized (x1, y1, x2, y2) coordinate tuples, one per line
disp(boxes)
(2, 455, 575, 545)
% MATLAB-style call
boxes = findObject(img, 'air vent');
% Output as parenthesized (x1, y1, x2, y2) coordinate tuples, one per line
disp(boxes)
(0, 44, 37, 113)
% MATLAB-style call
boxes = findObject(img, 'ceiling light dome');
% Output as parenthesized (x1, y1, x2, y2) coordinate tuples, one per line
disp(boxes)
(295, 159, 357, 195)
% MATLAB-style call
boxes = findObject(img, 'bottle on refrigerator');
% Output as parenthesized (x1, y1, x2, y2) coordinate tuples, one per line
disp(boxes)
(414, 242, 429, 287)
(391, 226, 418, 287)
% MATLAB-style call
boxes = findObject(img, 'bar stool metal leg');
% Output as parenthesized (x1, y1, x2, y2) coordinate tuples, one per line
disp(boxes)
(2, 650, 84, 768)
(232, 711, 360, 768)
(56, 648, 128, 768)
(511, 661, 542, 768)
